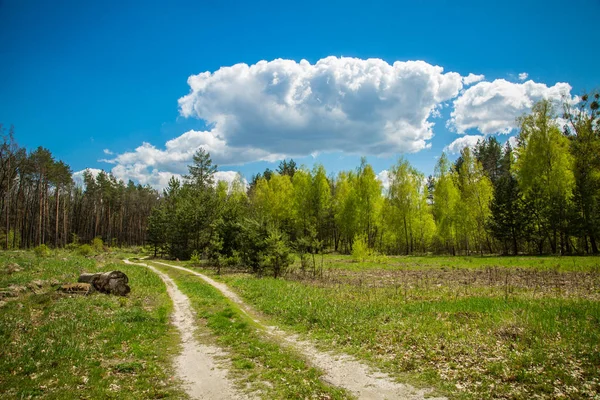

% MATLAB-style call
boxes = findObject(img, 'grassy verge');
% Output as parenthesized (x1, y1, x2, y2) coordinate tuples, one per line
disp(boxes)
(0, 250, 185, 399)
(207, 255, 600, 399)
(150, 262, 351, 400)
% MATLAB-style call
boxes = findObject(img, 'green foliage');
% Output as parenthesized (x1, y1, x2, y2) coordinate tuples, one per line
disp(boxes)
(184, 147, 217, 187)
(433, 153, 460, 254)
(77, 244, 93, 256)
(384, 157, 435, 255)
(488, 143, 532, 254)
(33, 244, 50, 257)
(516, 100, 575, 254)
(189, 250, 201, 266)
(92, 237, 104, 252)
(140, 98, 600, 259)
(351, 233, 371, 262)
(261, 229, 294, 278)
(1, 229, 20, 250)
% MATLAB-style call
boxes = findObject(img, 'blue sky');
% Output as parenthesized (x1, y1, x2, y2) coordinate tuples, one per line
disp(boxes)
(1, 0, 598, 188)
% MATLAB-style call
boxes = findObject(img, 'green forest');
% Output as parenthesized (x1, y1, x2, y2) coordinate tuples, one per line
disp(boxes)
(2, 96, 599, 268)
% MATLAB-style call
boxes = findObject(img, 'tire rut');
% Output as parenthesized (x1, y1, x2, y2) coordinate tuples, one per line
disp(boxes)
(124, 260, 247, 400)
(150, 260, 446, 400)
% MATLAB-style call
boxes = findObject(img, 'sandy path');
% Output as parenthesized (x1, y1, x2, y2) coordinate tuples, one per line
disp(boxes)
(151, 260, 447, 400)
(124, 260, 245, 400)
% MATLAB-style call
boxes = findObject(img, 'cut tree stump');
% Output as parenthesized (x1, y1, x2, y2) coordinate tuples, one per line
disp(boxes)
(78, 271, 130, 296)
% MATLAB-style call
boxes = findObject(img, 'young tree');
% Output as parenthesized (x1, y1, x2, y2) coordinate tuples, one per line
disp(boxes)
(564, 92, 600, 253)
(185, 148, 217, 187)
(474, 136, 503, 185)
(455, 147, 494, 255)
(516, 99, 575, 254)
(387, 158, 420, 254)
(433, 153, 460, 254)
(488, 143, 530, 254)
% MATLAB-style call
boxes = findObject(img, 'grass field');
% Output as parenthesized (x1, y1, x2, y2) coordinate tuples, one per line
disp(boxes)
(0, 250, 185, 399)
(206, 254, 600, 399)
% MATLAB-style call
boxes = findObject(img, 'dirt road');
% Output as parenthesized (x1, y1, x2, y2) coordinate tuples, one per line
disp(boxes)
(124, 260, 246, 400)
(148, 260, 446, 400)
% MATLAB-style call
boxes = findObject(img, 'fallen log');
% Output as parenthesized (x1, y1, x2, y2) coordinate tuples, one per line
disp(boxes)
(78, 271, 130, 296)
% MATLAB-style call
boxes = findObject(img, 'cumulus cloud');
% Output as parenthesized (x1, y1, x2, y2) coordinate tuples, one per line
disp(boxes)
(72, 168, 103, 188)
(518, 72, 528, 81)
(178, 57, 464, 157)
(103, 149, 113, 155)
(444, 135, 485, 155)
(102, 130, 272, 173)
(97, 57, 575, 189)
(463, 73, 485, 85)
(448, 79, 573, 135)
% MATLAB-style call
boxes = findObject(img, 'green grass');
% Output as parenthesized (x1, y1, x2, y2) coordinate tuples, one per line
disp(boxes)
(0, 250, 185, 399)
(205, 254, 600, 399)
(314, 253, 600, 273)
(150, 263, 351, 400)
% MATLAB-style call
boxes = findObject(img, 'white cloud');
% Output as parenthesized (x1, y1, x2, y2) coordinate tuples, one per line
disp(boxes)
(178, 57, 464, 157)
(214, 171, 248, 190)
(376, 169, 390, 191)
(508, 136, 519, 149)
(448, 79, 573, 135)
(100, 129, 275, 189)
(72, 168, 103, 188)
(444, 135, 485, 155)
(110, 163, 183, 189)
(518, 72, 528, 81)
(103, 149, 113, 155)
(463, 73, 485, 85)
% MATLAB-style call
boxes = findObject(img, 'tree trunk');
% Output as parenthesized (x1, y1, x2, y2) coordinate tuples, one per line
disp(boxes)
(55, 187, 60, 248)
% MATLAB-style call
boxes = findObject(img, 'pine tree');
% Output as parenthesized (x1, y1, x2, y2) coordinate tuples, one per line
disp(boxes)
(185, 148, 217, 187)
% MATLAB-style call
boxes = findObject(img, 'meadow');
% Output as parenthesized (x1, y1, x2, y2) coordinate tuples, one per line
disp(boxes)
(2, 249, 599, 399)
(0, 250, 185, 399)
(209, 254, 600, 399)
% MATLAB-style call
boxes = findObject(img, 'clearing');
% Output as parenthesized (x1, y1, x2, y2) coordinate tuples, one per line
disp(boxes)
(134, 258, 445, 400)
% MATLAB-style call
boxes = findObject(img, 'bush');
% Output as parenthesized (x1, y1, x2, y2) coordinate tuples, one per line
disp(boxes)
(189, 250, 201, 267)
(261, 229, 293, 278)
(92, 237, 104, 252)
(78, 244, 93, 257)
(352, 234, 372, 262)
(34, 244, 50, 257)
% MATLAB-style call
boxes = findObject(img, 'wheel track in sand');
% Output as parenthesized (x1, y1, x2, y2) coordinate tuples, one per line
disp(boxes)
(124, 259, 247, 400)
(144, 259, 447, 400)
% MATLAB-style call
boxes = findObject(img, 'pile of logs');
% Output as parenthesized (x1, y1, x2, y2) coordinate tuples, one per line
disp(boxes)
(77, 271, 131, 296)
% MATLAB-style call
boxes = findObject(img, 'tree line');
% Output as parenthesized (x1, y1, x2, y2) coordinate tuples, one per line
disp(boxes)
(147, 95, 600, 268)
(0, 126, 159, 249)
(2, 94, 598, 262)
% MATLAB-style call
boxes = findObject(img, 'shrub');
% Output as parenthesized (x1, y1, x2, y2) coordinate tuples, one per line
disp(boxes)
(189, 250, 201, 267)
(261, 229, 293, 278)
(92, 237, 104, 252)
(34, 244, 50, 257)
(351, 234, 371, 262)
(78, 244, 93, 257)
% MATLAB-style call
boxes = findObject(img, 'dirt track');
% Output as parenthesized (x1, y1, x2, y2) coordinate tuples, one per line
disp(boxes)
(147, 259, 446, 400)
(124, 260, 246, 400)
